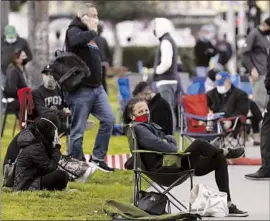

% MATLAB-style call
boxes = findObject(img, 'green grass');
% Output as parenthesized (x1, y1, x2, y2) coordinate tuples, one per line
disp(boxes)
(0, 78, 187, 220)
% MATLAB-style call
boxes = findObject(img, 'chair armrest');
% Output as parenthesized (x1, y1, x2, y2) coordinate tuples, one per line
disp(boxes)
(132, 149, 190, 156)
(184, 112, 225, 121)
(219, 115, 246, 123)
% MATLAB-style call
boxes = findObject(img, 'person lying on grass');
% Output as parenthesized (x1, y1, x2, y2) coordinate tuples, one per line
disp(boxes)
(123, 98, 248, 217)
(12, 113, 69, 191)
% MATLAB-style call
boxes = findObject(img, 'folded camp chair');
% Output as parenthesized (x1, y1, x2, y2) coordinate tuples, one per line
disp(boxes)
(126, 123, 194, 213)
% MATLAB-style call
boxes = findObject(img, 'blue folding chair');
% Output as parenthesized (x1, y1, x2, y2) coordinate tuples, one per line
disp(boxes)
(239, 81, 253, 95)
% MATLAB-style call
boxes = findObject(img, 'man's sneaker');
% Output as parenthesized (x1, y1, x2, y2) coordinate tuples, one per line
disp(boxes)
(225, 147, 245, 159)
(75, 166, 97, 183)
(245, 171, 270, 180)
(90, 158, 115, 172)
(228, 204, 248, 217)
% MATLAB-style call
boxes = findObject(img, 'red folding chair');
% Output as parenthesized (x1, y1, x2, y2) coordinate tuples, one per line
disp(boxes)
(179, 93, 224, 150)
(17, 87, 35, 129)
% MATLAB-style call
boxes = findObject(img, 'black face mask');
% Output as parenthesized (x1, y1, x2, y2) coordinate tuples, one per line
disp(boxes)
(22, 59, 28, 66)
(263, 30, 270, 35)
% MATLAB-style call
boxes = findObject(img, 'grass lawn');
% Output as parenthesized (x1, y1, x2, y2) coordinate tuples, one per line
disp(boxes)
(0, 78, 186, 220)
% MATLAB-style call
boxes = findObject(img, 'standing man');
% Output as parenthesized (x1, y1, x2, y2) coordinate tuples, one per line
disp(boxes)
(94, 21, 111, 94)
(241, 17, 270, 111)
(216, 34, 233, 71)
(152, 17, 178, 132)
(65, 3, 115, 172)
(245, 51, 270, 180)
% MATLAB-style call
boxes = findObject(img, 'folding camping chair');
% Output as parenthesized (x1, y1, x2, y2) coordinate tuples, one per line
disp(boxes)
(179, 93, 246, 150)
(126, 123, 194, 213)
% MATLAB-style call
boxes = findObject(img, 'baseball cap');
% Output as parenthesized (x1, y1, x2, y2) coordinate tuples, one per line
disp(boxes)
(41, 64, 53, 74)
(216, 71, 231, 86)
(4, 25, 17, 39)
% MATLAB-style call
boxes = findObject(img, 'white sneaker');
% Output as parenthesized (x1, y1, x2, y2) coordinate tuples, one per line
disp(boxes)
(75, 166, 97, 183)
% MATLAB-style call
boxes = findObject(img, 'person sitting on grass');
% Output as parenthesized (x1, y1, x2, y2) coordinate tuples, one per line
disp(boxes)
(123, 97, 248, 217)
(12, 113, 69, 191)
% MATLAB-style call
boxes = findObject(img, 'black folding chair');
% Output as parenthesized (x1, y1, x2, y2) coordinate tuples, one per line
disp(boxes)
(126, 123, 194, 213)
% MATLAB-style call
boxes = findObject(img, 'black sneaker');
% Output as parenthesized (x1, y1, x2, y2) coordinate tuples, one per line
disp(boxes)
(225, 147, 245, 159)
(90, 159, 115, 172)
(245, 171, 270, 180)
(228, 204, 248, 217)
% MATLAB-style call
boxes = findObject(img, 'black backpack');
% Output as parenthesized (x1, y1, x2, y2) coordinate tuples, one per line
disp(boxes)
(51, 49, 91, 93)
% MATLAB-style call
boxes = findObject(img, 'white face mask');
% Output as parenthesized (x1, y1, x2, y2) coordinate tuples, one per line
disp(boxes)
(217, 85, 229, 94)
(42, 74, 57, 90)
(6, 37, 17, 44)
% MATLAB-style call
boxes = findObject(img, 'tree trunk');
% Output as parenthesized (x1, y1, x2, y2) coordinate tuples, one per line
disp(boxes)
(27, 1, 49, 87)
(1, 1, 10, 34)
(112, 22, 123, 67)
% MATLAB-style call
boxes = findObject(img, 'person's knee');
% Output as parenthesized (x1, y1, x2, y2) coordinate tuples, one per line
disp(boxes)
(100, 114, 115, 129)
(55, 170, 69, 189)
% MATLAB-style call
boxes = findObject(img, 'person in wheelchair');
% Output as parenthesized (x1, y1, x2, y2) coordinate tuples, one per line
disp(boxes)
(12, 113, 69, 191)
(133, 81, 173, 135)
(32, 64, 69, 135)
(123, 98, 248, 217)
(207, 71, 249, 133)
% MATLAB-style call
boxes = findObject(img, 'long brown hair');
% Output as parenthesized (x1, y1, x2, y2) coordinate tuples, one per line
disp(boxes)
(11, 49, 23, 66)
(122, 98, 147, 124)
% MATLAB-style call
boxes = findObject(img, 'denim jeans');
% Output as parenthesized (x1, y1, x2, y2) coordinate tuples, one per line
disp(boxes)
(65, 86, 115, 161)
(156, 83, 177, 133)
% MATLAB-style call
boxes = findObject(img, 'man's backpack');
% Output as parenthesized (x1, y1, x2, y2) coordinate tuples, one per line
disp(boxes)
(51, 50, 91, 93)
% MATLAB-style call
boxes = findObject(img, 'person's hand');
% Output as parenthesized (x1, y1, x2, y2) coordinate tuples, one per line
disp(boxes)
(63, 108, 71, 115)
(251, 67, 259, 82)
(223, 120, 232, 130)
(86, 17, 98, 32)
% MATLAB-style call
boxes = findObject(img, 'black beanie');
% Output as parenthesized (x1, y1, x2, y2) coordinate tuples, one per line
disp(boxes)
(264, 17, 270, 27)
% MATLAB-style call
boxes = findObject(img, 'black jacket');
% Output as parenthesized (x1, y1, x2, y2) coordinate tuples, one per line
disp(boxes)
(1, 36, 33, 75)
(94, 35, 111, 63)
(265, 52, 270, 95)
(207, 85, 249, 117)
(133, 123, 177, 171)
(148, 93, 173, 135)
(4, 64, 28, 98)
(3, 133, 20, 168)
(194, 39, 217, 67)
(13, 127, 61, 191)
(66, 17, 102, 88)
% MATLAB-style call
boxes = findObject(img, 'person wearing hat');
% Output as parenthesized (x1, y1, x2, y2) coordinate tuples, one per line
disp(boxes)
(241, 17, 270, 112)
(32, 64, 67, 134)
(207, 71, 249, 130)
(1, 25, 33, 76)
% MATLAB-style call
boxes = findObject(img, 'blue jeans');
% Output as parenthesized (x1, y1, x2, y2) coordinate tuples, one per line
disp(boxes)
(65, 86, 115, 161)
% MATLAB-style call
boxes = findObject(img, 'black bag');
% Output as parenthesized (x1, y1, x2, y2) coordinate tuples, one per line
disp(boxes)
(52, 50, 91, 93)
(3, 149, 23, 188)
(137, 191, 168, 215)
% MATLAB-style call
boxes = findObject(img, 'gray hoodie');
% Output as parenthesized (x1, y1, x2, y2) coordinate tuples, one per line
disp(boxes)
(241, 28, 270, 75)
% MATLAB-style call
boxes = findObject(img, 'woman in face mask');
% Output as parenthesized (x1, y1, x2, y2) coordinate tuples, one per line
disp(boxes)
(122, 98, 248, 217)
(4, 49, 29, 116)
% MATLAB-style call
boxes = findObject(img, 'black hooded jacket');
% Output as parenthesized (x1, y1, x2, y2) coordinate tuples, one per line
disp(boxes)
(148, 93, 173, 135)
(65, 17, 102, 88)
(12, 127, 61, 191)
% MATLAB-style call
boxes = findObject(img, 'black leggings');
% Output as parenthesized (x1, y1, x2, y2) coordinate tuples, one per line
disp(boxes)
(183, 140, 231, 202)
(40, 170, 69, 191)
(249, 100, 262, 133)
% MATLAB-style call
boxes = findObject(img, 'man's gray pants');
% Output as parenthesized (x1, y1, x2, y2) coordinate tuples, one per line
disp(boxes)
(259, 97, 270, 175)
(253, 76, 268, 112)
(156, 83, 177, 133)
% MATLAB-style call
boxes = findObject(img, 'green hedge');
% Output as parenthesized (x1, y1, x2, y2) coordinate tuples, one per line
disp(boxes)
(120, 47, 195, 75)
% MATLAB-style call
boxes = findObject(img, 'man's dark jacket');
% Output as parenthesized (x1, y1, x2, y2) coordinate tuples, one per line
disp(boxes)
(1, 36, 33, 75)
(65, 17, 102, 88)
(13, 127, 61, 191)
(207, 85, 249, 117)
(148, 93, 173, 135)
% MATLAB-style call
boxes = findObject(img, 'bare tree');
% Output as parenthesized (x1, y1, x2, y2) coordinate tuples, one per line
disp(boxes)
(27, 1, 49, 87)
